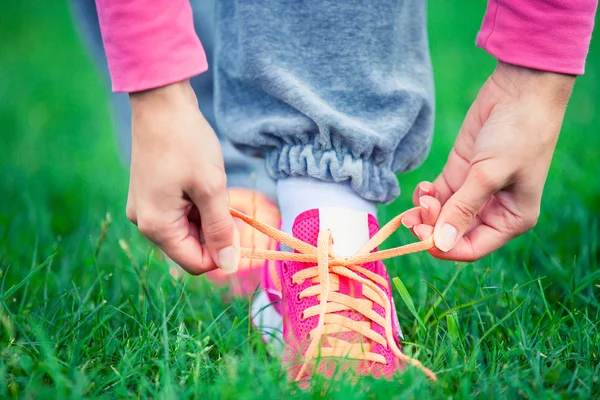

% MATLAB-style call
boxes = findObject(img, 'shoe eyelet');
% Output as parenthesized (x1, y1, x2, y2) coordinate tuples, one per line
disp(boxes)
(296, 294, 302, 303)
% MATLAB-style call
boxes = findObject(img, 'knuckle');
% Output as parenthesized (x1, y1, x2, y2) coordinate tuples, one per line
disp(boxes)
(136, 214, 163, 239)
(506, 208, 539, 235)
(451, 199, 478, 225)
(203, 218, 234, 241)
(192, 172, 227, 199)
(470, 165, 504, 193)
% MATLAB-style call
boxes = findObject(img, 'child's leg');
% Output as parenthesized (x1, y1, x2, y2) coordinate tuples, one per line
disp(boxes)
(214, 0, 436, 379)
(69, 0, 276, 199)
(214, 0, 434, 223)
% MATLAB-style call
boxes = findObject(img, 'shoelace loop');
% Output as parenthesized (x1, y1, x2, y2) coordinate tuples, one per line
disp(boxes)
(231, 207, 438, 382)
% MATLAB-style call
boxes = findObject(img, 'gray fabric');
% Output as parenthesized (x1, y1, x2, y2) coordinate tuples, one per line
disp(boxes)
(72, 0, 434, 203)
(215, 0, 434, 202)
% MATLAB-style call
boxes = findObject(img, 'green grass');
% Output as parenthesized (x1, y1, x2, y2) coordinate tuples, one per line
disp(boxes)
(1, 1, 599, 398)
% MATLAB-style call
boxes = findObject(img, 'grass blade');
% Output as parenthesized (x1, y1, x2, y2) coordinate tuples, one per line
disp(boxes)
(1, 252, 55, 302)
(392, 276, 425, 329)
(446, 312, 460, 344)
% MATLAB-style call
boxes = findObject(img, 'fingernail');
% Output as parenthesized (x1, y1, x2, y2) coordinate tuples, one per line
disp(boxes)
(401, 218, 413, 229)
(435, 224, 457, 252)
(419, 183, 429, 197)
(218, 246, 239, 274)
(419, 197, 430, 218)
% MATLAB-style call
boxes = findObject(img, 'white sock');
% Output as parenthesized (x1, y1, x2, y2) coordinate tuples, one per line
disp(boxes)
(276, 177, 377, 236)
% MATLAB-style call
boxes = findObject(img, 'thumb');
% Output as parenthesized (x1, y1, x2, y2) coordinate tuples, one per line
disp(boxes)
(190, 182, 240, 274)
(434, 167, 503, 252)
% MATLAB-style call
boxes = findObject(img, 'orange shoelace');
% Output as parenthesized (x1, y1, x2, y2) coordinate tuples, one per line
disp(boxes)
(230, 207, 438, 382)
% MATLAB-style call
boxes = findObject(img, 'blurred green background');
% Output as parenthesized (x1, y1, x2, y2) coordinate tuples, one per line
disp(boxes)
(1, 1, 599, 398)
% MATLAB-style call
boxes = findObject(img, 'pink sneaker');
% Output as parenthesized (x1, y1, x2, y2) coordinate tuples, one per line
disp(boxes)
(231, 206, 436, 382)
(279, 208, 436, 381)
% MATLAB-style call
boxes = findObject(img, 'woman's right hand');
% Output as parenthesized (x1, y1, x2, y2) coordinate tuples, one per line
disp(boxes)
(127, 80, 240, 275)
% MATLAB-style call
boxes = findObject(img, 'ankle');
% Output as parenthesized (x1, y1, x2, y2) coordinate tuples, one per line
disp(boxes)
(276, 177, 377, 236)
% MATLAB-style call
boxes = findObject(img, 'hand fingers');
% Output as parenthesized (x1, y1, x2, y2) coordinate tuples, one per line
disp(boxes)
(413, 214, 510, 262)
(413, 224, 433, 242)
(411, 181, 438, 207)
(405, 195, 440, 243)
(403, 195, 441, 228)
(431, 146, 475, 207)
(431, 173, 455, 206)
(189, 177, 241, 274)
(414, 219, 508, 261)
(433, 164, 506, 253)
(136, 210, 216, 275)
(427, 223, 511, 261)
(160, 227, 216, 274)
(430, 141, 480, 208)
(419, 195, 441, 226)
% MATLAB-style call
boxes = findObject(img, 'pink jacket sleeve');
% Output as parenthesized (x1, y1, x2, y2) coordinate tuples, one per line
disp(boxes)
(477, 0, 598, 75)
(95, 0, 208, 93)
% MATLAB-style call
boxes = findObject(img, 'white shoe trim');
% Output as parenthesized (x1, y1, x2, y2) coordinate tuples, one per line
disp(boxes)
(251, 290, 284, 354)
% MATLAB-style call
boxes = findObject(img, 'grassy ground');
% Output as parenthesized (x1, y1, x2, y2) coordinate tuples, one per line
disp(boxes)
(1, 1, 599, 398)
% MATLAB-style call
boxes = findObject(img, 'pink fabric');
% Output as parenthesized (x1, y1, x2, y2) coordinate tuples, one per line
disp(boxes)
(95, 0, 208, 92)
(95, 1, 597, 93)
(477, 0, 597, 75)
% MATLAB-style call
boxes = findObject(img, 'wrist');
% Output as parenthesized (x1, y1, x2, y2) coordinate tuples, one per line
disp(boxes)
(492, 61, 575, 107)
(129, 80, 198, 111)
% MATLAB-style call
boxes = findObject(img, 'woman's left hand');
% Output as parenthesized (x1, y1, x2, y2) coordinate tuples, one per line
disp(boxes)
(402, 61, 575, 261)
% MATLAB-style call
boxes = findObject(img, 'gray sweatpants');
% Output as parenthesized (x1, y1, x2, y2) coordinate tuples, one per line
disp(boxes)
(72, 0, 434, 203)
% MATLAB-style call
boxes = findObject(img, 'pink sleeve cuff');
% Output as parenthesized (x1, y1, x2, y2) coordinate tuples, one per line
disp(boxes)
(95, 0, 208, 93)
(477, 0, 598, 75)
